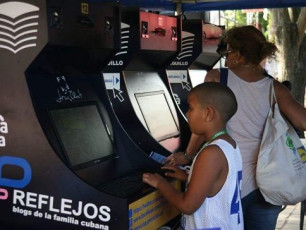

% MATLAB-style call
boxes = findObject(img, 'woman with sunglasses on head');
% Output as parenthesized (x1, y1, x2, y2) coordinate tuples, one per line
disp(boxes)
(165, 25, 306, 230)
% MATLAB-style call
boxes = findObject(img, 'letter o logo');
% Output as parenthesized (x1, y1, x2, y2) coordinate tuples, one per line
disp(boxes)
(0, 156, 32, 188)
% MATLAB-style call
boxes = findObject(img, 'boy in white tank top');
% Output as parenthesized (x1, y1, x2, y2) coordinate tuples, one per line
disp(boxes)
(143, 82, 243, 230)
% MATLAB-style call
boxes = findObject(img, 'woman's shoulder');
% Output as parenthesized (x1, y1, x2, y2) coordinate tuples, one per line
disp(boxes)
(273, 79, 291, 100)
(273, 79, 298, 107)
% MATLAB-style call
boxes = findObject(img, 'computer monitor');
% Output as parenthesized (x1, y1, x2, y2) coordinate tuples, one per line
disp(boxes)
(48, 102, 115, 170)
(135, 90, 180, 142)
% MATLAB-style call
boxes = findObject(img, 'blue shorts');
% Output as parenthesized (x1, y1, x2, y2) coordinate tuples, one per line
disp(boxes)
(242, 189, 281, 230)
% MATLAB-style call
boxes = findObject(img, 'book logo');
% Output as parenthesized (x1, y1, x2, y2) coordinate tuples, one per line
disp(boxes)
(0, 1, 39, 54)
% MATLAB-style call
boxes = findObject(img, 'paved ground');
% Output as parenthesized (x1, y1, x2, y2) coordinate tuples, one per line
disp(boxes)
(276, 202, 305, 230)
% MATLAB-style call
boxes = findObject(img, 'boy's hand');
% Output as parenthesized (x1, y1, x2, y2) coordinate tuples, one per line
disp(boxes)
(142, 173, 164, 188)
(165, 152, 190, 166)
(162, 165, 188, 182)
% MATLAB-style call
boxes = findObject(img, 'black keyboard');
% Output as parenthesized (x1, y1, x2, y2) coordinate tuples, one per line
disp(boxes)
(97, 171, 147, 198)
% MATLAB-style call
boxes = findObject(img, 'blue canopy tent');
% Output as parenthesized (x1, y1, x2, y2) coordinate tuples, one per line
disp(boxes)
(94, 0, 306, 11)
(182, 0, 306, 11)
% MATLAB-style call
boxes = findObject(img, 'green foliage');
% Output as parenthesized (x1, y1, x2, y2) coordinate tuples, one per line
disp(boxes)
(221, 9, 269, 39)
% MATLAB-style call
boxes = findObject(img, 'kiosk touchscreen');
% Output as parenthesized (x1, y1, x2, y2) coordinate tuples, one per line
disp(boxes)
(167, 20, 223, 116)
(123, 70, 183, 153)
(134, 90, 180, 142)
(48, 102, 115, 170)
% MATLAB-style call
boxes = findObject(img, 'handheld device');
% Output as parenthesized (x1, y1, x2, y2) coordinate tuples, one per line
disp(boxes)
(149, 151, 167, 164)
(149, 151, 189, 172)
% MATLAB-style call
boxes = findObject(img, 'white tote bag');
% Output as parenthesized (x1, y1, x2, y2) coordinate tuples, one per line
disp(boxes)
(256, 81, 306, 205)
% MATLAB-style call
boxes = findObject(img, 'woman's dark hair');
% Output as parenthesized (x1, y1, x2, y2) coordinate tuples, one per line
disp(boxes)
(221, 26, 278, 65)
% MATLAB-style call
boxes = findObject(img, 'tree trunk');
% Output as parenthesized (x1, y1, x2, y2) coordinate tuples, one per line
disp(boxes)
(270, 8, 306, 106)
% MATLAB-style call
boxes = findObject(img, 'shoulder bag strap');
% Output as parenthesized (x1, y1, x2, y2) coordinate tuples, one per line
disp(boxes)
(269, 80, 277, 114)
(220, 68, 228, 86)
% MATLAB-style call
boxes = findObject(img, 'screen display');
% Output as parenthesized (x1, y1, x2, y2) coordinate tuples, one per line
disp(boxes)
(135, 91, 180, 142)
(49, 103, 115, 169)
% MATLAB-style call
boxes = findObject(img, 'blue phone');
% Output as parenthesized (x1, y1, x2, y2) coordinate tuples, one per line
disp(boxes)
(149, 151, 167, 164)
(149, 151, 188, 171)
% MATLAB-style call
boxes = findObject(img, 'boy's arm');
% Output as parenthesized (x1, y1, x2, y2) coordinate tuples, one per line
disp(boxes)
(145, 145, 228, 215)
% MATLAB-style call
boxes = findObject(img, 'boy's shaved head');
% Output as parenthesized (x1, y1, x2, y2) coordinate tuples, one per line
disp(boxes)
(190, 82, 237, 122)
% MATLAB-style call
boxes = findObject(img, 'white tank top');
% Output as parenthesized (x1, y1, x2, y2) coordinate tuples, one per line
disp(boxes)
(225, 69, 273, 198)
(181, 139, 244, 230)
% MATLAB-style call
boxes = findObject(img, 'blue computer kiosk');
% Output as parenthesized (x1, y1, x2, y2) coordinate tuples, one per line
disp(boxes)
(0, 1, 181, 229)
(167, 20, 223, 116)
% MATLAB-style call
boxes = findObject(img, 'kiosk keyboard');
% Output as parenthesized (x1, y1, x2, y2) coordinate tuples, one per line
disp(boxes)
(97, 171, 147, 198)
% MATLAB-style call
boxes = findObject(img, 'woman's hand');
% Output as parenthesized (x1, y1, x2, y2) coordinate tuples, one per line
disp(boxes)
(164, 152, 190, 166)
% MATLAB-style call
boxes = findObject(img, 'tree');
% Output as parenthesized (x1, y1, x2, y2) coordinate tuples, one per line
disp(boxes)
(270, 7, 306, 106)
